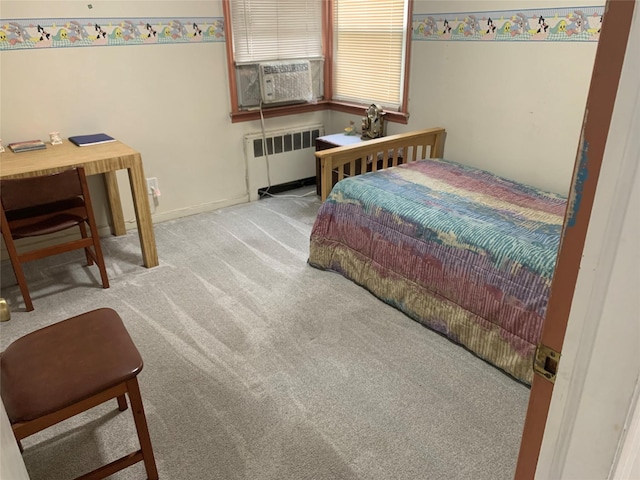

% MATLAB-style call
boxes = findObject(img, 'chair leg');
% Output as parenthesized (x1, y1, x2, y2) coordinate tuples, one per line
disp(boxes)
(117, 394, 128, 412)
(1, 211, 34, 311)
(126, 377, 158, 480)
(79, 169, 110, 290)
(79, 222, 94, 266)
(85, 221, 109, 290)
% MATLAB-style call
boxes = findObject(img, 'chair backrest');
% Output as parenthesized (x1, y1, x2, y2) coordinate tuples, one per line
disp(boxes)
(1, 168, 85, 212)
(0, 166, 108, 311)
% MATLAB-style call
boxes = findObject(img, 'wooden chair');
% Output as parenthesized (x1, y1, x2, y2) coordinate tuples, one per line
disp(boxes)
(0, 167, 109, 311)
(0, 308, 159, 480)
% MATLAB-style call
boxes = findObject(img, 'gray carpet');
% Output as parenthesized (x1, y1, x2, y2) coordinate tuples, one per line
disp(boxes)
(0, 187, 529, 480)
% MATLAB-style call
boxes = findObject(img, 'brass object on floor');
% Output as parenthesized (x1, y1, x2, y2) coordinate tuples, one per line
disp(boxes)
(0, 298, 10, 322)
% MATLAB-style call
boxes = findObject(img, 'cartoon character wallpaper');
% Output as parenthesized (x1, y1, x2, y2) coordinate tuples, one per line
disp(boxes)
(0, 17, 224, 50)
(463, 15, 480, 37)
(527, 15, 550, 40)
(481, 17, 497, 40)
(509, 13, 528, 36)
(36, 24, 50, 40)
(415, 16, 437, 36)
(486, 18, 497, 34)
(121, 20, 142, 41)
(0, 8, 608, 52)
(536, 16, 549, 33)
(566, 10, 587, 36)
(34, 24, 52, 47)
(6, 22, 29, 45)
(439, 19, 452, 39)
(67, 20, 91, 42)
(52, 28, 68, 41)
(169, 20, 188, 39)
(412, 6, 604, 43)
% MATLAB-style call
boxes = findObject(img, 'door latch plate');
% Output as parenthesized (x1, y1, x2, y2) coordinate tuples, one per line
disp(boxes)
(534, 344, 560, 383)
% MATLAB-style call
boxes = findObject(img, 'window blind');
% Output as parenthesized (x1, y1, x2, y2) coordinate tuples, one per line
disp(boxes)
(230, 0, 323, 64)
(333, 0, 407, 110)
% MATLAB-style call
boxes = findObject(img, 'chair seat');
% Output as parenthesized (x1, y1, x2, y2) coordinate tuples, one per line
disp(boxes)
(1, 308, 143, 423)
(6, 197, 88, 238)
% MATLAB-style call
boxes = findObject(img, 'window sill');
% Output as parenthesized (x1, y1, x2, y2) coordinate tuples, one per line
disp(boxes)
(229, 100, 409, 124)
(229, 101, 330, 123)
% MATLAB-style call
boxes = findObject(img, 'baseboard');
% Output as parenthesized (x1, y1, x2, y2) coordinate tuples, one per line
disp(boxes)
(257, 176, 317, 198)
(0, 194, 250, 262)
(142, 194, 249, 225)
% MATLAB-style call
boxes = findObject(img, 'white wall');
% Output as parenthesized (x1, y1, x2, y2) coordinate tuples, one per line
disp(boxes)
(1, 0, 602, 235)
(536, 3, 640, 477)
(0, 1, 326, 232)
(331, 1, 603, 195)
(0, 401, 29, 480)
(3, 2, 635, 477)
(407, 41, 595, 196)
(406, 0, 601, 196)
(612, 385, 640, 480)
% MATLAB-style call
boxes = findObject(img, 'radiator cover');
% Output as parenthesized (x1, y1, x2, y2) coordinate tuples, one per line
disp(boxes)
(244, 124, 324, 201)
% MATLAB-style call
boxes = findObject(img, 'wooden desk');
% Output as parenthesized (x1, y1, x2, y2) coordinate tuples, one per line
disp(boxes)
(0, 140, 158, 268)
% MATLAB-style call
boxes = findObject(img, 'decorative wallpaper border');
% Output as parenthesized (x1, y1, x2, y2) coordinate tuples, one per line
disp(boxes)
(412, 6, 604, 42)
(1, 6, 608, 52)
(0, 17, 224, 50)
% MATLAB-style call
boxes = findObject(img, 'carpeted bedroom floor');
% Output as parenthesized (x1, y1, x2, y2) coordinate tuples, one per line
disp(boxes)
(0, 187, 530, 480)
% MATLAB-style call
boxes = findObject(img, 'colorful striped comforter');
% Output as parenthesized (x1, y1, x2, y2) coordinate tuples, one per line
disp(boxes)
(308, 158, 567, 384)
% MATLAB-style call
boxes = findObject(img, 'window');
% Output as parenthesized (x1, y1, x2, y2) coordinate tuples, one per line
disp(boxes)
(223, 0, 411, 122)
(332, 0, 409, 112)
(225, 0, 324, 114)
(229, 0, 323, 63)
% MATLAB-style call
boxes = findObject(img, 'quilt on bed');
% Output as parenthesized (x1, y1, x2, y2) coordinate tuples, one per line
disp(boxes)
(308, 158, 567, 384)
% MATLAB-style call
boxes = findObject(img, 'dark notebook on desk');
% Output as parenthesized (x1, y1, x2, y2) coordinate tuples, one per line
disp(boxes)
(69, 133, 116, 147)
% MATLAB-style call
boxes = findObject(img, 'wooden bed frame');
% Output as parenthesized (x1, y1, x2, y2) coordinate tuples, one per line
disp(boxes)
(315, 127, 446, 201)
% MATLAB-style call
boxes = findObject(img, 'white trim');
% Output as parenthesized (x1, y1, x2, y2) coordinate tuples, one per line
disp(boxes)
(537, 4, 640, 476)
(611, 377, 640, 479)
(1, 402, 29, 480)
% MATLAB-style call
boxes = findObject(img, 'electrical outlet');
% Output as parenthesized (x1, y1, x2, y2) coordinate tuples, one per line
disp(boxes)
(146, 177, 159, 195)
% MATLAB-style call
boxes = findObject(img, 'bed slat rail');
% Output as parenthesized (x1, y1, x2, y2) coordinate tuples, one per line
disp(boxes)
(316, 128, 446, 200)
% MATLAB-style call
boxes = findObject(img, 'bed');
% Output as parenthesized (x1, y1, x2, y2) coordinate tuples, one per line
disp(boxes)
(309, 128, 566, 384)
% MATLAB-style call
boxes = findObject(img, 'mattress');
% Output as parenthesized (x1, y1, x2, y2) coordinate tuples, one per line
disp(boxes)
(308, 158, 567, 384)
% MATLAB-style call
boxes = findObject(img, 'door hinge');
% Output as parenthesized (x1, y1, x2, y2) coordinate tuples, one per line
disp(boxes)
(534, 344, 561, 383)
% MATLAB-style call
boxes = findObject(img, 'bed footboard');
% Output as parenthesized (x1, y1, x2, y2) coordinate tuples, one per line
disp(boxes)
(315, 127, 446, 200)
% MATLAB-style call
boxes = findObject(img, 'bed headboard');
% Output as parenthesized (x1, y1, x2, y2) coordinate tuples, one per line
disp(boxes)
(315, 127, 446, 200)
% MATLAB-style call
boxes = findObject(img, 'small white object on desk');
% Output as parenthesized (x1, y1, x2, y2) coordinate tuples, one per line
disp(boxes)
(49, 132, 63, 145)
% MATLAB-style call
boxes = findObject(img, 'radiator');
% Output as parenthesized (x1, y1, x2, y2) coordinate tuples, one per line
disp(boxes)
(244, 124, 324, 201)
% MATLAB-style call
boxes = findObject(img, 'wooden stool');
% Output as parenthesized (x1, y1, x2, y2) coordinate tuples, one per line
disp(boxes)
(0, 308, 158, 479)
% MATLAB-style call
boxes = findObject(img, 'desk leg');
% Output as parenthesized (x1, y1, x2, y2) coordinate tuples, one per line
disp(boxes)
(103, 171, 127, 236)
(127, 160, 159, 268)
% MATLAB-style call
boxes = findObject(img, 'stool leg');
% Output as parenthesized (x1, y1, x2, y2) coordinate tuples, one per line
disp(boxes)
(117, 394, 128, 411)
(126, 377, 158, 480)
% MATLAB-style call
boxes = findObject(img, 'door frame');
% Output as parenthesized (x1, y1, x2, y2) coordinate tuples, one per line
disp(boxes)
(515, 0, 637, 478)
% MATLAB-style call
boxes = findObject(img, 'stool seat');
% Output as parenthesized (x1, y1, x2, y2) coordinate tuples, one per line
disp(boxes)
(1, 308, 142, 423)
(0, 308, 158, 480)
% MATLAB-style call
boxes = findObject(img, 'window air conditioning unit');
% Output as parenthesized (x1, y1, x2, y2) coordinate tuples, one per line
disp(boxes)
(259, 60, 313, 105)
